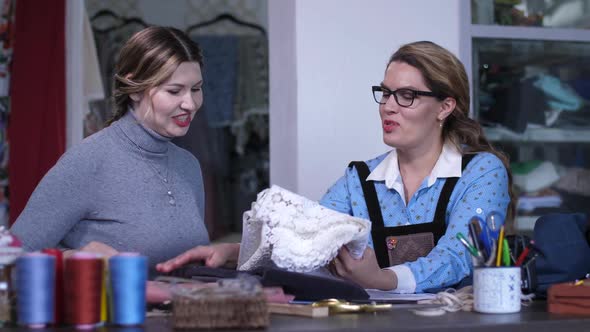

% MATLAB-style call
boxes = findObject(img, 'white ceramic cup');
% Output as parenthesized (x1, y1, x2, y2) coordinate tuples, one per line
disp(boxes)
(473, 267, 521, 314)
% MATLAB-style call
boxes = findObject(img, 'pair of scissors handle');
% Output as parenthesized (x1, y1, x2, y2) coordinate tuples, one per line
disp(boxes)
(312, 299, 391, 313)
(470, 216, 491, 260)
(311, 299, 444, 314)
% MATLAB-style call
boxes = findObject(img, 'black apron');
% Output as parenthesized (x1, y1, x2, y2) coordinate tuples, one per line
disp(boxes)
(349, 154, 475, 268)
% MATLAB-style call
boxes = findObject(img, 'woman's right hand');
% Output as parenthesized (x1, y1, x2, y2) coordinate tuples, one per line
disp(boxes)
(155, 243, 240, 273)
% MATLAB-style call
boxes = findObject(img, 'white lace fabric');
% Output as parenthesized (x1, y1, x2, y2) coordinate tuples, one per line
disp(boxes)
(237, 185, 370, 273)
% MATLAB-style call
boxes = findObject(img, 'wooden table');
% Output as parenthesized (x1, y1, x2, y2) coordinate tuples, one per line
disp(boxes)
(3, 302, 590, 331)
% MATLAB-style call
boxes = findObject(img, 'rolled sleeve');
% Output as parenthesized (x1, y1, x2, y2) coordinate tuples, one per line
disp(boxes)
(386, 264, 416, 293)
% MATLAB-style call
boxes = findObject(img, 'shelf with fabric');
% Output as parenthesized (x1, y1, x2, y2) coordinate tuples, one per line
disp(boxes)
(484, 126, 590, 143)
(463, 1, 590, 231)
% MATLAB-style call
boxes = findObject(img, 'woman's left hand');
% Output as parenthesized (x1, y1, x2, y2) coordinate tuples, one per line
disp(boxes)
(329, 247, 397, 290)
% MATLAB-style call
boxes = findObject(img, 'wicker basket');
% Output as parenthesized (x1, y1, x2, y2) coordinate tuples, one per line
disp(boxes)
(172, 277, 269, 329)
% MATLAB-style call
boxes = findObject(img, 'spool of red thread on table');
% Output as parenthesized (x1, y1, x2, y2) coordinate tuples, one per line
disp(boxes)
(64, 253, 104, 329)
(41, 248, 64, 324)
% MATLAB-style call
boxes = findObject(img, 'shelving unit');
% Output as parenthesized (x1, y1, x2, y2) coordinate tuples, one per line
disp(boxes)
(461, 1, 590, 231)
(471, 24, 590, 41)
(484, 127, 590, 143)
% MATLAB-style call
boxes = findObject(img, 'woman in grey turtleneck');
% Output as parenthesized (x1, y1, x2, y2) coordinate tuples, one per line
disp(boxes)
(10, 26, 237, 274)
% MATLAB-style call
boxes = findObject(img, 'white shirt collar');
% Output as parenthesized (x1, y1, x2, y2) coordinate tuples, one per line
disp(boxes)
(367, 142, 463, 193)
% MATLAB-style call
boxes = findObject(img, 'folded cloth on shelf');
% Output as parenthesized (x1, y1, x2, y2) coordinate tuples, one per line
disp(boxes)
(237, 185, 370, 273)
(512, 160, 560, 193)
(533, 73, 584, 112)
(554, 167, 590, 197)
(517, 188, 562, 212)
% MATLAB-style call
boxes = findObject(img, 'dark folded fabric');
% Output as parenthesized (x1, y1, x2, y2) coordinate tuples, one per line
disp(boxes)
(534, 213, 590, 297)
(255, 268, 369, 301)
(486, 77, 547, 133)
(166, 265, 243, 283)
(163, 265, 369, 301)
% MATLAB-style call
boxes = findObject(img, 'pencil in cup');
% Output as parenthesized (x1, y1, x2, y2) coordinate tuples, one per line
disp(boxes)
(495, 226, 505, 267)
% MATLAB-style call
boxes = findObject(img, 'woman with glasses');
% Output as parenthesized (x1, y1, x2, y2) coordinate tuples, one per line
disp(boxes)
(318, 41, 514, 292)
(157, 41, 513, 294)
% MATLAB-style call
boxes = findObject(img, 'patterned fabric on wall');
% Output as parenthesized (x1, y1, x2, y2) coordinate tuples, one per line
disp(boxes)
(86, 0, 266, 32)
(86, 0, 139, 20)
(184, 0, 266, 35)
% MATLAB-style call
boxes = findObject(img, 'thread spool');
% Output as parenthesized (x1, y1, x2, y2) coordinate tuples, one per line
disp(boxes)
(109, 253, 147, 326)
(100, 257, 108, 323)
(64, 253, 104, 329)
(41, 248, 64, 324)
(16, 253, 55, 328)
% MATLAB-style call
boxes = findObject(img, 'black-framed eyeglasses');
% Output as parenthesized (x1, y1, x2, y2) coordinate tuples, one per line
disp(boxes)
(372, 85, 440, 107)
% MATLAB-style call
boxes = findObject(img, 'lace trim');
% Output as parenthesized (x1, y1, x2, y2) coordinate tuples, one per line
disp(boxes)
(237, 185, 370, 272)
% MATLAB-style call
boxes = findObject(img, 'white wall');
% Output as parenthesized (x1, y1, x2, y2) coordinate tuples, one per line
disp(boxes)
(269, 0, 462, 200)
(268, 1, 298, 193)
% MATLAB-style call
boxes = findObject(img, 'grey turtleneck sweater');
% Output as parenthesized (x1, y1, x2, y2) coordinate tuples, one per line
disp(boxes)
(11, 111, 210, 273)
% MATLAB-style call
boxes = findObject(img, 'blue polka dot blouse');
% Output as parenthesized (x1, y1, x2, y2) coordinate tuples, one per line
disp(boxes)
(319, 147, 510, 293)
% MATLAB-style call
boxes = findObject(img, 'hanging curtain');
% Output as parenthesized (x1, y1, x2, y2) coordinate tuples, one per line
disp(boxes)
(8, 0, 66, 224)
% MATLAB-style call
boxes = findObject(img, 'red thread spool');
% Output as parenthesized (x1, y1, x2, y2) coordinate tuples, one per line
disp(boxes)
(41, 249, 64, 325)
(64, 253, 104, 328)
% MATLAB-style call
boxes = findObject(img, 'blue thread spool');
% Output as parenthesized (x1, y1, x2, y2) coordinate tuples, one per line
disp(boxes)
(109, 253, 147, 326)
(16, 253, 55, 328)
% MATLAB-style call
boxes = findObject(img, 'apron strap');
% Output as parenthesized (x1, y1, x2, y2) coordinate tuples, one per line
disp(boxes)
(348, 161, 384, 227)
(349, 153, 476, 268)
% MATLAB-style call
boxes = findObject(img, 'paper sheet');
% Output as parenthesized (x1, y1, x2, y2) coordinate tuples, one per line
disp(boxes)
(366, 289, 437, 301)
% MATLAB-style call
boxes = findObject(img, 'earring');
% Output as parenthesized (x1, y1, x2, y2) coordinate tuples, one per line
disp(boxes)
(439, 121, 443, 128)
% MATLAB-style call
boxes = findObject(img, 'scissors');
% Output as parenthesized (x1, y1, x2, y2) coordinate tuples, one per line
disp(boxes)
(471, 216, 491, 260)
(485, 211, 504, 240)
(474, 211, 504, 266)
(312, 299, 391, 313)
